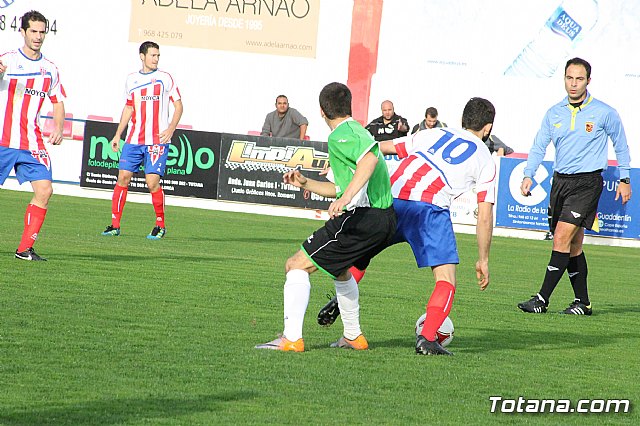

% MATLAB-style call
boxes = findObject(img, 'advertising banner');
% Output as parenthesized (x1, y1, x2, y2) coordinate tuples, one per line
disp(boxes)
(80, 121, 220, 199)
(496, 157, 640, 239)
(495, 157, 553, 230)
(586, 168, 640, 239)
(129, 0, 320, 58)
(217, 134, 333, 209)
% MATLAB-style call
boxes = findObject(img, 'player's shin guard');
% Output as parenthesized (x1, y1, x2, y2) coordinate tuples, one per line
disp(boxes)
(111, 184, 128, 228)
(568, 252, 589, 304)
(421, 281, 456, 342)
(334, 275, 361, 340)
(17, 204, 47, 252)
(151, 188, 165, 228)
(349, 266, 366, 283)
(539, 250, 570, 302)
(282, 269, 311, 342)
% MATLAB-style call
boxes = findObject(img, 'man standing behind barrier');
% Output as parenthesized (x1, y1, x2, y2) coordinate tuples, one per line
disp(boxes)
(101, 41, 183, 240)
(411, 106, 447, 134)
(518, 57, 631, 316)
(366, 100, 410, 141)
(0, 10, 66, 261)
(261, 95, 308, 139)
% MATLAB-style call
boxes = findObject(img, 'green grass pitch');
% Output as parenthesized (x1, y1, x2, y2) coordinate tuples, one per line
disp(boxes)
(0, 189, 638, 425)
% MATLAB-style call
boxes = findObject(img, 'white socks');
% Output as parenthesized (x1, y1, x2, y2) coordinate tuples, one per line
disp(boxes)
(334, 275, 361, 340)
(282, 269, 311, 341)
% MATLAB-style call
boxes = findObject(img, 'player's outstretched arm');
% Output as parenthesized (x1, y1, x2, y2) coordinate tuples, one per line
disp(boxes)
(283, 169, 336, 197)
(379, 140, 397, 155)
(475, 201, 493, 290)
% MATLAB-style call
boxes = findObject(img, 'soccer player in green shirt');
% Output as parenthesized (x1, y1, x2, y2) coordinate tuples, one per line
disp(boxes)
(256, 82, 396, 352)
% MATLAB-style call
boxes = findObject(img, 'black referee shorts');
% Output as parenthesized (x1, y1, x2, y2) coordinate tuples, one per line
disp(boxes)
(301, 206, 396, 279)
(548, 170, 603, 233)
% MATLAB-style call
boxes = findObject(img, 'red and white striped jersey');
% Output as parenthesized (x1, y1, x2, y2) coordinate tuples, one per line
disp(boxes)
(0, 49, 66, 151)
(390, 127, 496, 208)
(122, 69, 181, 146)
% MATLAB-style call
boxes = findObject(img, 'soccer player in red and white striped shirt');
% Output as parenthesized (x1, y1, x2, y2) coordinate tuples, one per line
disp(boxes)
(0, 10, 66, 261)
(101, 41, 183, 240)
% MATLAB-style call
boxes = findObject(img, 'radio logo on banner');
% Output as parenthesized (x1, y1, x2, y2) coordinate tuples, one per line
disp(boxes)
(508, 161, 550, 206)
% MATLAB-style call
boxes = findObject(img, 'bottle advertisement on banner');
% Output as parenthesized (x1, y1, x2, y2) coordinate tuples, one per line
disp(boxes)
(496, 157, 639, 239)
(504, 0, 598, 78)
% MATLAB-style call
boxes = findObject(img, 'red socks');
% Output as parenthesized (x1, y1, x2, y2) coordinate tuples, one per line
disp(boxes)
(151, 188, 165, 228)
(111, 185, 164, 228)
(349, 266, 366, 283)
(17, 204, 47, 252)
(421, 280, 456, 341)
(111, 184, 128, 228)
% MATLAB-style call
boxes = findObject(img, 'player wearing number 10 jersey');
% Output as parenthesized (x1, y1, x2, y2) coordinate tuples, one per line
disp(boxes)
(380, 97, 496, 355)
(101, 41, 183, 240)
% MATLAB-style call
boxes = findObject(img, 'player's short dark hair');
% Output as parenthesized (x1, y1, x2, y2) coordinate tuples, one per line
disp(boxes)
(319, 82, 352, 120)
(20, 10, 47, 31)
(276, 95, 288, 103)
(425, 107, 438, 118)
(139, 41, 160, 55)
(565, 57, 591, 79)
(462, 98, 495, 131)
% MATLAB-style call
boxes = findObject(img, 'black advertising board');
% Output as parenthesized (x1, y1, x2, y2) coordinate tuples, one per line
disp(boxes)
(80, 120, 221, 199)
(217, 134, 334, 209)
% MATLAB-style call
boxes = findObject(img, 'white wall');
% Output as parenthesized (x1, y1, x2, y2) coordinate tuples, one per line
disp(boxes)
(4, 0, 638, 163)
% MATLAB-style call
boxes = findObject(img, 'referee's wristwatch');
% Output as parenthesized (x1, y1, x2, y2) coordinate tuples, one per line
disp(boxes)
(619, 177, 630, 184)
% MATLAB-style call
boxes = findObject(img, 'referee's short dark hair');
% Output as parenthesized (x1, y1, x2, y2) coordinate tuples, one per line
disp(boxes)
(319, 83, 352, 120)
(565, 57, 591, 79)
(462, 98, 495, 131)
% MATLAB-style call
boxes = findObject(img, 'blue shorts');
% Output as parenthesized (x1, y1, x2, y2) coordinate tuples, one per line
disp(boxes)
(391, 198, 459, 268)
(0, 146, 52, 184)
(119, 143, 169, 176)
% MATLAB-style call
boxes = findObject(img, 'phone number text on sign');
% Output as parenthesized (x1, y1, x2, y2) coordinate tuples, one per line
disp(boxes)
(137, 28, 183, 39)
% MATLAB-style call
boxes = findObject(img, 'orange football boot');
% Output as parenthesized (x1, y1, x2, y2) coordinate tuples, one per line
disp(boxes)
(255, 335, 304, 352)
(330, 334, 369, 350)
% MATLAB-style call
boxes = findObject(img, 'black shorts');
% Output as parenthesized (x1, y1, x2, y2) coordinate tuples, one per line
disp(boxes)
(301, 206, 396, 279)
(548, 171, 603, 233)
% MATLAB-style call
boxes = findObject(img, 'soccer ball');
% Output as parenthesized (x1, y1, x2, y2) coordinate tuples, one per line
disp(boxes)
(415, 313, 454, 347)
